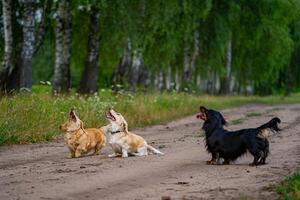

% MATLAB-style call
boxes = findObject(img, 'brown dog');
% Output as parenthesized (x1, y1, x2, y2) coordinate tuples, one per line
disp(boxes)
(60, 109, 106, 158)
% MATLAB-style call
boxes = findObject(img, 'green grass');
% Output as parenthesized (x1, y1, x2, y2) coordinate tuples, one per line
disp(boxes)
(230, 112, 263, 125)
(230, 118, 245, 125)
(245, 112, 262, 117)
(277, 171, 300, 200)
(1, 85, 300, 145)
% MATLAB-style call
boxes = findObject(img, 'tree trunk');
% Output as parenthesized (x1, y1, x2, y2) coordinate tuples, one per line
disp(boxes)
(220, 38, 232, 95)
(0, 0, 16, 94)
(19, 0, 35, 92)
(112, 39, 131, 90)
(284, 65, 293, 96)
(137, 64, 149, 89)
(165, 66, 172, 91)
(52, 0, 72, 94)
(128, 49, 142, 91)
(182, 45, 191, 90)
(182, 31, 199, 91)
(34, 0, 52, 55)
(175, 70, 181, 91)
(78, 6, 100, 94)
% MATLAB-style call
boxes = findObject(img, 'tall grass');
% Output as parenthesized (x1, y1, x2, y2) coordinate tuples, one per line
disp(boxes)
(1, 86, 300, 145)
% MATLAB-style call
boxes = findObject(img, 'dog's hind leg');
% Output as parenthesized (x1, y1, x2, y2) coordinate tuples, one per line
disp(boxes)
(131, 146, 148, 157)
(94, 143, 104, 155)
(249, 148, 262, 166)
(250, 151, 263, 166)
(258, 140, 269, 165)
(245, 138, 262, 166)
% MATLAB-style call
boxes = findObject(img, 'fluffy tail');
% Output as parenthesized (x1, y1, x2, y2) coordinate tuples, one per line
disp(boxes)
(147, 145, 164, 155)
(255, 117, 281, 134)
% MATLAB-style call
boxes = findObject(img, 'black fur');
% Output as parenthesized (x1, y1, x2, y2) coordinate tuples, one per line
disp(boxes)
(199, 106, 281, 166)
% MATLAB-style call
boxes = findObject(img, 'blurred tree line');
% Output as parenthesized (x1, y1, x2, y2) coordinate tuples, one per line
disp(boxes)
(0, 0, 300, 95)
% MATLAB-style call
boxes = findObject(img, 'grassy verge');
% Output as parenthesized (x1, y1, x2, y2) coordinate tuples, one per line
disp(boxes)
(1, 86, 300, 145)
(277, 171, 300, 200)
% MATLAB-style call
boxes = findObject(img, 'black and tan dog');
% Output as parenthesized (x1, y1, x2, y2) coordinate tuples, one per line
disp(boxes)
(197, 106, 281, 166)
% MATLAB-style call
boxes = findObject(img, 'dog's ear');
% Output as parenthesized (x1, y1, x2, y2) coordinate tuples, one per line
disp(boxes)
(80, 120, 84, 129)
(220, 113, 227, 126)
(122, 121, 129, 135)
(198, 106, 208, 120)
(200, 106, 208, 113)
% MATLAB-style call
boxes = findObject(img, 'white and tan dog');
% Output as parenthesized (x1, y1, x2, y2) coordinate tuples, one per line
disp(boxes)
(103, 109, 163, 158)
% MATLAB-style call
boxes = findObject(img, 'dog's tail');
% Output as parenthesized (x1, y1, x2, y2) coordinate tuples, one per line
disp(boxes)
(255, 117, 281, 137)
(256, 117, 281, 132)
(147, 144, 164, 155)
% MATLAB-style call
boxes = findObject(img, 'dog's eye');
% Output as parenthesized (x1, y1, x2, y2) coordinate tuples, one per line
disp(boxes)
(117, 113, 120, 115)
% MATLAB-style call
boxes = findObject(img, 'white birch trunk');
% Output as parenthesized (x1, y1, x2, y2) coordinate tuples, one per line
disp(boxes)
(128, 49, 142, 91)
(220, 38, 232, 94)
(19, 0, 36, 91)
(0, 0, 14, 92)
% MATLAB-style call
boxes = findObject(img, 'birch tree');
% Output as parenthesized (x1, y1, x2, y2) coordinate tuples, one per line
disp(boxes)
(19, 0, 36, 92)
(220, 37, 232, 94)
(0, 0, 16, 93)
(52, 0, 72, 94)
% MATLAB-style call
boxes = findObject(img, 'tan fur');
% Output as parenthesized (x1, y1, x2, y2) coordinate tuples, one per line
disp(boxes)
(257, 128, 270, 139)
(60, 110, 106, 158)
(115, 131, 146, 149)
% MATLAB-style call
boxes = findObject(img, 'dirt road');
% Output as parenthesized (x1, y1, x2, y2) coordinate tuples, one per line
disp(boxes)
(0, 104, 299, 200)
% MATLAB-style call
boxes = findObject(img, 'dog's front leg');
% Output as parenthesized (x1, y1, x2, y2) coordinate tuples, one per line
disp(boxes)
(68, 147, 75, 158)
(69, 151, 75, 158)
(122, 149, 128, 158)
(75, 148, 84, 158)
(207, 152, 218, 165)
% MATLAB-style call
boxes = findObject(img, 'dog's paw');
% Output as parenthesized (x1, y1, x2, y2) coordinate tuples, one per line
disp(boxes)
(206, 160, 217, 165)
(222, 160, 230, 165)
(108, 153, 117, 158)
(258, 161, 267, 165)
(68, 154, 75, 159)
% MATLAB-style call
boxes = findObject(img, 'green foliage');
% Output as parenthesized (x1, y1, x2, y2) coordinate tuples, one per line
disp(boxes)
(245, 112, 262, 117)
(5, 0, 300, 93)
(277, 171, 300, 200)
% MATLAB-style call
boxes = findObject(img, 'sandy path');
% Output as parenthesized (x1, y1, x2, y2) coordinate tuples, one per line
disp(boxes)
(0, 104, 299, 200)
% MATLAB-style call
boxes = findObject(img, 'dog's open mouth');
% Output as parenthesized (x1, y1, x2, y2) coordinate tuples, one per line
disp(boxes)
(106, 111, 116, 121)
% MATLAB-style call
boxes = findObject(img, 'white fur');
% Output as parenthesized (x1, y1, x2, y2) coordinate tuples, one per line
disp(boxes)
(103, 109, 164, 158)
